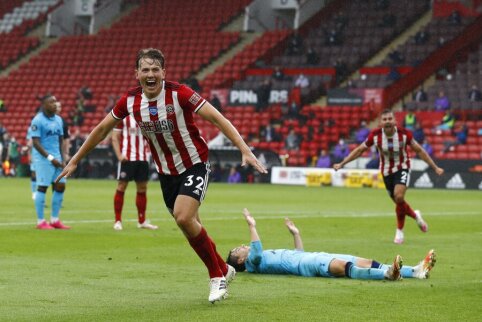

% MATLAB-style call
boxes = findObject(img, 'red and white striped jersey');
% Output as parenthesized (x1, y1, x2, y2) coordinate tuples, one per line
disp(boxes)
(364, 127, 413, 176)
(111, 81, 208, 175)
(113, 114, 148, 162)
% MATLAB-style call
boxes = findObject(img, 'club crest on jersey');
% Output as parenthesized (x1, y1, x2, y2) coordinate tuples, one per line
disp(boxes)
(189, 93, 202, 105)
(149, 106, 158, 116)
(166, 104, 175, 115)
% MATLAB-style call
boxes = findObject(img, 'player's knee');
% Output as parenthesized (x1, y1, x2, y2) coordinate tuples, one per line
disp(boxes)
(394, 195, 404, 204)
(37, 186, 48, 193)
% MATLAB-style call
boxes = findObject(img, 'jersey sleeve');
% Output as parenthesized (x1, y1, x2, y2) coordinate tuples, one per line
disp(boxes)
(176, 84, 206, 113)
(405, 128, 413, 144)
(111, 94, 129, 120)
(114, 118, 124, 132)
(364, 130, 376, 148)
(30, 117, 42, 138)
(247, 240, 263, 266)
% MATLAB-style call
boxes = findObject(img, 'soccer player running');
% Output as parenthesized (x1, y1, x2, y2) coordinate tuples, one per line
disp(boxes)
(56, 48, 268, 303)
(30, 94, 70, 230)
(227, 208, 436, 280)
(111, 114, 157, 231)
(333, 109, 444, 244)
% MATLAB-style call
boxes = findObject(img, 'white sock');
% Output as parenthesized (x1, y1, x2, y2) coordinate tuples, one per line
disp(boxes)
(51, 217, 59, 223)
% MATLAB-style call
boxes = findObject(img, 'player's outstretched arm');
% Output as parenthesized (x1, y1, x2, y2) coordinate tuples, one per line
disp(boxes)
(411, 140, 444, 175)
(243, 208, 260, 242)
(333, 144, 367, 171)
(285, 218, 304, 251)
(198, 103, 267, 174)
(55, 114, 120, 182)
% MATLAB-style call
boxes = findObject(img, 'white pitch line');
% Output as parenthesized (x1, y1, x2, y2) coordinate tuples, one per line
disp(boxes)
(0, 210, 480, 227)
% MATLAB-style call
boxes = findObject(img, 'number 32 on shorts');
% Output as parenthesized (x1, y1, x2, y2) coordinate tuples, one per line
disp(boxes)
(184, 175, 205, 191)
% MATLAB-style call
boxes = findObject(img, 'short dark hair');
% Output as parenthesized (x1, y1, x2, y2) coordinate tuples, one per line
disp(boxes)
(136, 48, 165, 69)
(381, 108, 393, 116)
(226, 251, 246, 272)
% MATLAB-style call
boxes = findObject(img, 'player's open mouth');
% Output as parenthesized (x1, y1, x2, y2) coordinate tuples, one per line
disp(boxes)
(146, 80, 157, 88)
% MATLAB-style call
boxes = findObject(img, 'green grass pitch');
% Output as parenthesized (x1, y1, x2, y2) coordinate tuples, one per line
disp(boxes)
(0, 178, 481, 321)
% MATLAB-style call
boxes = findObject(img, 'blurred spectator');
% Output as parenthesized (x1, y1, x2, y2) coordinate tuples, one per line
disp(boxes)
(355, 121, 370, 144)
(365, 147, 379, 169)
(388, 48, 404, 65)
(78, 85, 93, 100)
(468, 84, 482, 102)
(306, 47, 320, 65)
(0, 98, 6, 112)
(412, 86, 428, 102)
(403, 108, 417, 131)
(184, 76, 202, 92)
(227, 165, 242, 183)
(260, 123, 279, 142)
(104, 94, 117, 113)
(334, 58, 348, 82)
(421, 139, 434, 158)
(272, 66, 285, 81)
(435, 109, 455, 132)
(414, 30, 429, 45)
(285, 129, 300, 151)
(437, 36, 447, 47)
(210, 163, 223, 182)
(412, 122, 425, 143)
(334, 11, 348, 30)
(448, 10, 461, 25)
(211, 95, 223, 113)
(332, 139, 350, 163)
(443, 123, 468, 153)
(345, 78, 356, 89)
(287, 32, 304, 55)
(6, 136, 19, 176)
(434, 90, 451, 111)
(315, 149, 332, 168)
(256, 79, 272, 112)
(294, 74, 310, 88)
(325, 28, 341, 46)
(69, 128, 84, 158)
(387, 65, 401, 82)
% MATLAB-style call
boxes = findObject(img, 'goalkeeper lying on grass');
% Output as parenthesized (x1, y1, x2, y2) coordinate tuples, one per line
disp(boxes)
(227, 208, 436, 281)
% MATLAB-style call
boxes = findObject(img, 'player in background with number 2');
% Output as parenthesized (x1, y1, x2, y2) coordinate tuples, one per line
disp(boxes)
(333, 109, 444, 244)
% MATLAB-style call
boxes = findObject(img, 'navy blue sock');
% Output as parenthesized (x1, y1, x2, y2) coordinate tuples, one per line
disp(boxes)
(371, 260, 382, 269)
(345, 262, 354, 278)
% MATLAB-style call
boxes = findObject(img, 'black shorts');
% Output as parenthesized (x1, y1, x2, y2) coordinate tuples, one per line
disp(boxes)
(158, 162, 210, 214)
(383, 169, 410, 198)
(117, 161, 149, 182)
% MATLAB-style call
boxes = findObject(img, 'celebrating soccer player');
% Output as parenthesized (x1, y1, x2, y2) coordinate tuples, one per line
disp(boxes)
(56, 48, 267, 303)
(333, 109, 444, 244)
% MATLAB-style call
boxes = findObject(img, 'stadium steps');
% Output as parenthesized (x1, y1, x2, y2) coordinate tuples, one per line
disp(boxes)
(195, 31, 261, 81)
(365, 9, 433, 67)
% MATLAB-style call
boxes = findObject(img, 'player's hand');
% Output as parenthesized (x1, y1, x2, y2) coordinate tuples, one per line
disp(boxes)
(241, 152, 268, 174)
(243, 208, 256, 226)
(333, 163, 342, 171)
(119, 156, 128, 163)
(435, 167, 444, 176)
(51, 159, 63, 168)
(55, 161, 77, 183)
(285, 218, 300, 235)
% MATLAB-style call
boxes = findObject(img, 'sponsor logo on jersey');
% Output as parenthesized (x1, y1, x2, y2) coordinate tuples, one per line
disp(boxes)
(148, 106, 158, 116)
(165, 104, 175, 115)
(193, 189, 200, 196)
(138, 119, 174, 133)
(31, 125, 37, 131)
(446, 173, 465, 189)
(189, 93, 202, 105)
(414, 172, 433, 188)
